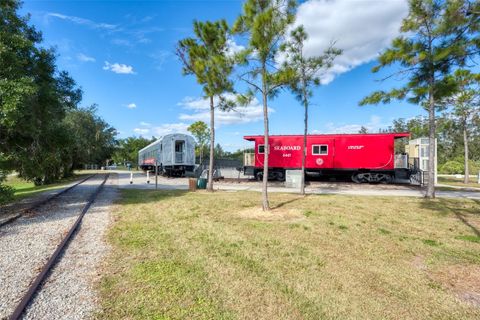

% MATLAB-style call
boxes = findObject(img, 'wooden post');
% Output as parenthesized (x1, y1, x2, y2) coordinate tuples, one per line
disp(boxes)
(130, 172, 133, 184)
(147, 170, 150, 184)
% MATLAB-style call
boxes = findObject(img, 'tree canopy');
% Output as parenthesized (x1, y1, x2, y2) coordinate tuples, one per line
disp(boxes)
(177, 19, 236, 191)
(0, 0, 117, 190)
(281, 25, 341, 194)
(359, 0, 479, 198)
(187, 121, 210, 164)
(113, 136, 155, 166)
(233, 0, 297, 210)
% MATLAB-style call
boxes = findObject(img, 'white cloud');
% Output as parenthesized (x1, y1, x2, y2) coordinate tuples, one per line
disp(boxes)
(134, 128, 150, 135)
(47, 13, 117, 30)
(141, 16, 155, 23)
(314, 115, 386, 134)
(149, 50, 171, 71)
(177, 94, 273, 126)
(133, 120, 156, 136)
(103, 61, 135, 74)
(132, 122, 189, 138)
(293, 0, 408, 83)
(153, 123, 190, 136)
(111, 38, 132, 47)
(126, 103, 137, 109)
(129, 26, 165, 44)
(138, 38, 152, 44)
(225, 39, 245, 56)
(77, 53, 95, 62)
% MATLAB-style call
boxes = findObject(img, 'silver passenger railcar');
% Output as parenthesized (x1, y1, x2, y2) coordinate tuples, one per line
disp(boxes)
(138, 133, 196, 176)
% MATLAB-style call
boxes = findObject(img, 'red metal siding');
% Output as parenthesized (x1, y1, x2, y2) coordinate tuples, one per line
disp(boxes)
(245, 133, 408, 171)
(142, 158, 156, 165)
(332, 135, 394, 169)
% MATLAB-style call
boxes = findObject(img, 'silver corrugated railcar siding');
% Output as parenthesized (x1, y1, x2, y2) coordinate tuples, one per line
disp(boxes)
(186, 136, 195, 165)
(163, 137, 173, 166)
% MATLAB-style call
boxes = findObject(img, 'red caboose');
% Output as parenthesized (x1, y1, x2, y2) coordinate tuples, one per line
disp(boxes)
(243, 133, 410, 183)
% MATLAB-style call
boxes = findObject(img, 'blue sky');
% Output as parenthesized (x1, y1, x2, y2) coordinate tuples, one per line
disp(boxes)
(22, 0, 422, 151)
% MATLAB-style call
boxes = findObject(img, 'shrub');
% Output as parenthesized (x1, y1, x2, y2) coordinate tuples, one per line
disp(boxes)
(439, 160, 463, 174)
(439, 159, 480, 175)
(469, 160, 480, 175)
(0, 184, 14, 205)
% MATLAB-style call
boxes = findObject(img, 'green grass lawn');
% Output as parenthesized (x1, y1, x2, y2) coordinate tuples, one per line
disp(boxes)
(438, 176, 480, 189)
(99, 190, 480, 320)
(4, 174, 88, 202)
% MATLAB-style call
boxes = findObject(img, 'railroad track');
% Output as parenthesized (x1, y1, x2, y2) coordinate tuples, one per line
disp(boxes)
(1, 174, 110, 320)
(0, 174, 97, 228)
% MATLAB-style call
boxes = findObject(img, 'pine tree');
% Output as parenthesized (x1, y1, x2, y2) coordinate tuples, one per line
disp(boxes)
(442, 69, 480, 184)
(359, 0, 479, 198)
(233, 0, 296, 210)
(281, 26, 341, 195)
(177, 20, 235, 192)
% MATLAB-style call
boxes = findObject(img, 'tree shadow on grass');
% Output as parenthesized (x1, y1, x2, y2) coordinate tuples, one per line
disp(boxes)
(270, 194, 312, 210)
(421, 198, 480, 237)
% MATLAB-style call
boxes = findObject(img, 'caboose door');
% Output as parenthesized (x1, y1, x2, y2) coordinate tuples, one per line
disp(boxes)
(306, 138, 334, 169)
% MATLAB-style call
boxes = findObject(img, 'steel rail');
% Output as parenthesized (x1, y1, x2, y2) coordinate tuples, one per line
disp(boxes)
(0, 174, 97, 228)
(8, 173, 110, 320)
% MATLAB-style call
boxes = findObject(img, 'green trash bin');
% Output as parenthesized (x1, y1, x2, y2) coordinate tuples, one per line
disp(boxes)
(197, 178, 207, 189)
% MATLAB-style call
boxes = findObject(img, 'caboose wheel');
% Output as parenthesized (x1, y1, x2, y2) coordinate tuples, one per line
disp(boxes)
(382, 174, 393, 184)
(276, 171, 285, 181)
(351, 173, 362, 183)
(256, 172, 263, 181)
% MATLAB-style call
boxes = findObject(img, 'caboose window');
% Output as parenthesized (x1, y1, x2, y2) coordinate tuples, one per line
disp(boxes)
(312, 144, 328, 155)
(258, 144, 265, 154)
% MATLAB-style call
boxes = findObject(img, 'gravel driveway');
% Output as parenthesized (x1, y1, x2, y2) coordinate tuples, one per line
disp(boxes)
(115, 171, 480, 200)
(0, 174, 117, 320)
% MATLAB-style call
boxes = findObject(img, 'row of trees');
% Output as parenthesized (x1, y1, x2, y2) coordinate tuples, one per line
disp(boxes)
(380, 113, 480, 177)
(360, 0, 479, 195)
(112, 136, 155, 166)
(177, 0, 342, 210)
(178, 0, 480, 209)
(0, 1, 117, 202)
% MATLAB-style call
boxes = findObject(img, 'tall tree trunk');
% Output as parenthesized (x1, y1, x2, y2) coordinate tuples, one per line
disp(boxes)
(463, 118, 469, 184)
(207, 96, 214, 192)
(426, 86, 436, 199)
(301, 103, 307, 196)
(261, 66, 270, 211)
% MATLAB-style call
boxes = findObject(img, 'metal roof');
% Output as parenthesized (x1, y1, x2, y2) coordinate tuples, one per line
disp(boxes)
(244, 132, 410, 141)
(138, 133, 194, 153)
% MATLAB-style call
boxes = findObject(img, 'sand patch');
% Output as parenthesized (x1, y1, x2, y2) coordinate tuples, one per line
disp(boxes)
(234, 207, 305, 221)
(431, 264, 480, 308)
(412, 255, 427, 271)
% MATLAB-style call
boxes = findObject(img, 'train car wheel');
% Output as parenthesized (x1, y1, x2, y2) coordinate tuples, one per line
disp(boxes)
(382, 174, 393, 184)
(276, 171, 285, 182)
(256, 172, 263, 181)
(351, 173, 362, 183)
